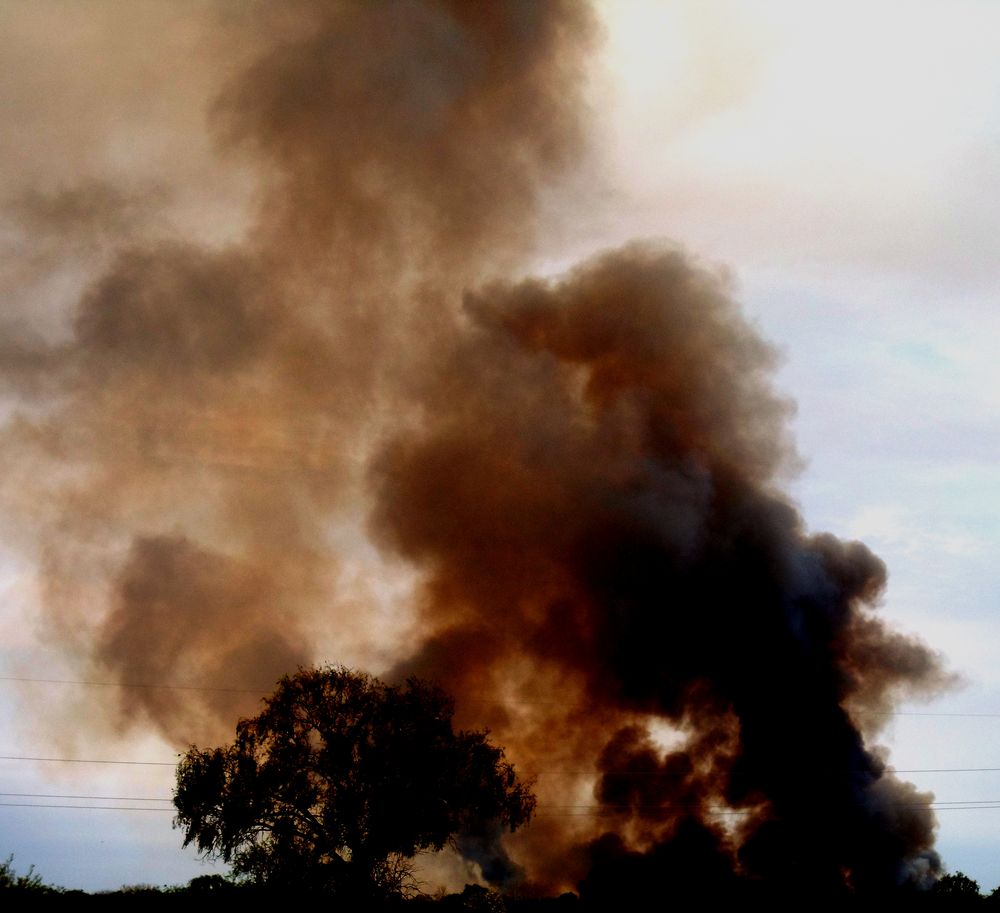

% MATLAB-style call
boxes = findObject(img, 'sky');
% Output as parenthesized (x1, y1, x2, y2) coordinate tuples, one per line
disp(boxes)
(2, 0, 1000, 893)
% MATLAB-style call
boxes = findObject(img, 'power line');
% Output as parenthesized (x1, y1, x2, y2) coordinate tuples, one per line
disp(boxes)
(0, 676, 265, 694)
(0, 804, 966, 817)
(5, 676, 999, 718)
(7, 788, 1000, 809)
(2, 776, 1000, 808)
(0, 803, 173, 811)
(7, 754, 1000, 775)
(0, 792, 172, 802)
(893, 768, 1000, 774)
(540, 799, 1000, 811)
(6, 800, 1000, 816)
(893, 712, 1000, 719)
(524, 767, 1000, 778)
(534, 801, 1000, 817)
(0, 755, 175, 766)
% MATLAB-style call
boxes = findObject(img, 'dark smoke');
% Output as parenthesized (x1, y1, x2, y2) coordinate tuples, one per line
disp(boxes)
(373, 244, 946, 893)
(455, 821, 524, 889)
(0, 0, 947, 897)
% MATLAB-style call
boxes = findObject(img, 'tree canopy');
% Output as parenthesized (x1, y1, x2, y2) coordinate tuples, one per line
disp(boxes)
(173, 666, 535, 898)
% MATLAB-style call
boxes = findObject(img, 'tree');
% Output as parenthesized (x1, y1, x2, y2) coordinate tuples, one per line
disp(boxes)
(173, 666, 535, 899)
(933, 871, 982, 907)
(0, 855, 56, 894)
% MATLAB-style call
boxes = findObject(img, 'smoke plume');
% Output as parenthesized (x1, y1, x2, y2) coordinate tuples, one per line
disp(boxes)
(0, 0, 946, 898)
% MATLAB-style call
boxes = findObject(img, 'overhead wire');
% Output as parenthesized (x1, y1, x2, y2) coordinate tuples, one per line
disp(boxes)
(4, 675, 1000, 717)
(6, 678, 1000, 824)
(0, 755, 175, 766)
(6, 754, 1000, 776)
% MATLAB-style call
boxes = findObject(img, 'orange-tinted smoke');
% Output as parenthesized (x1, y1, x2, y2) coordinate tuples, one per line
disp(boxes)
(0, 0, 598, 747)
(373, 244, 947, 894)
(0, 0, 947, 898)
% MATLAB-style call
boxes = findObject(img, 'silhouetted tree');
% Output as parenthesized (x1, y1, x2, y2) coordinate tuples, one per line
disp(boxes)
(932, 871, 983, 908)
(185, 873, 236, 893)
(173, 666, 534, 900)
(0, 855, 56, 893)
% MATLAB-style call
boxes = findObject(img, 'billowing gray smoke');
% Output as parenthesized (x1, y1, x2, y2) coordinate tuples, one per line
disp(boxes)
(0, 0, 945, 898)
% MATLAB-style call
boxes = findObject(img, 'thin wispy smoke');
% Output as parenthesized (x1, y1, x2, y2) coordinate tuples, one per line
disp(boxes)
(0, 0, 945, 897)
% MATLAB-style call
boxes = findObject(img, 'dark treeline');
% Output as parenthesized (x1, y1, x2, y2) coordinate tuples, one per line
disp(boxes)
(4, 667, 993, 911)
(5, 863, 1000, 912)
